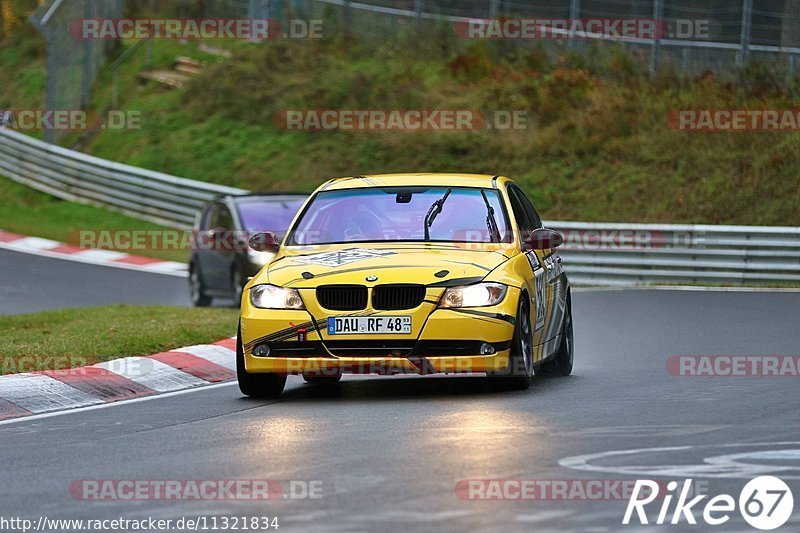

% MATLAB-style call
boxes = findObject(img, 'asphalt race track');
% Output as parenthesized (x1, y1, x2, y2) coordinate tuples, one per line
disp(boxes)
(0, 248, 192, 315)
(1, 284, 798, 532)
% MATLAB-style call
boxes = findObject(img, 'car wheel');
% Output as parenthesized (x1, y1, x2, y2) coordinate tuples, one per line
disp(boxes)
(303, 371, 342, 385)
(189, 264, 212, 307)
(236, 327, 286, 398)
(541, 294, 574, 376)
(488, 293, 533, 390)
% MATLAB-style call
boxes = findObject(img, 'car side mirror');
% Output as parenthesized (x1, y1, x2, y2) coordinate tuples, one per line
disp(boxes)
(524, 228, 564, 250)
(249, 231, 280, 253)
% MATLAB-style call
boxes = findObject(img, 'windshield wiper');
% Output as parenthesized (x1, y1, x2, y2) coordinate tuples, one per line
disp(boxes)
(481, 189, 501, 243)
(423, 188, 452, 241)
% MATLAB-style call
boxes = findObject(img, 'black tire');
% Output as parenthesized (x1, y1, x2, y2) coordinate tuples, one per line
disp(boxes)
(541, 294, 574, 376)
(189, 264, 212, 307)
(236, 328, 286, 398)
(303, 372, 342, 385)
(488, 293, 534, 390)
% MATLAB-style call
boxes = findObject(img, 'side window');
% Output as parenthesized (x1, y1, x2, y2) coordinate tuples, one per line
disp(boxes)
(516, 188, 543, 229)
(216, 206, 234, 231)
(202, 204, 221, 230)
(507, 187, 534, 238)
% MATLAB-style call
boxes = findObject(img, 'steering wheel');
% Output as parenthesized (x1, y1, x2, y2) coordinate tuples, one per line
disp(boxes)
(343, 211, 385, 241)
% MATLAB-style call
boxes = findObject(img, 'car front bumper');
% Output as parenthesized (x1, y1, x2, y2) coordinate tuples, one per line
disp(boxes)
(240, 289, 519, 375)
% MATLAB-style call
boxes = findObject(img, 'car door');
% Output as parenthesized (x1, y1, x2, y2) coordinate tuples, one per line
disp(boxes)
(512, 185, 567, 352)
(505, 186, 548, 353)
(199, 202, 236, 292)
(195, 203, 218, 291)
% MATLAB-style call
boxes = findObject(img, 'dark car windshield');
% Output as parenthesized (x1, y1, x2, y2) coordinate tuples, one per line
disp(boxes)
(286, 187, 510, 245)
(237, 198, 305, 236)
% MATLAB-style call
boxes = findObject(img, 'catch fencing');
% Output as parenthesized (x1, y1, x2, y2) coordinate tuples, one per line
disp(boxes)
(297, 0, 800, 76)
(28, 0, 124, 144)
(14, 0, 799, 145)
(1, 127, 798, 286)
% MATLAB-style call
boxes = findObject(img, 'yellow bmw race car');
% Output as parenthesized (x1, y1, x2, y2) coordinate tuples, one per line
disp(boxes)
(237, 173, 573, 397)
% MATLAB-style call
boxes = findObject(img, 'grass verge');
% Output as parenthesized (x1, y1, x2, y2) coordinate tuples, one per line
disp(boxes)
(3, 11, 799, 226)
(0, 305, 238, 375)
(82, 34, 800, 226)
(0, 175, 188, 263)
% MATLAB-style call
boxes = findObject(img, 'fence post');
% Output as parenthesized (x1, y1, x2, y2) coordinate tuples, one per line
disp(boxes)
(248, 0, 273, 40)
(737, 0, 752, 67)
(81, 0, 92, 109)
(681, 46, 690, 73)
(28, 14, 54, 143)
(649, 0, 663, 77)
(343, 0, 351, 32)
(569, 0, 580, 47)
(146, 38, 153, 68)
(249, 0, 269, 24)
(489, 0, 499, 19)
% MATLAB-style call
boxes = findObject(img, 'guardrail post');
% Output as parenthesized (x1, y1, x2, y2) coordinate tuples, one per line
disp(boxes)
(414, 0, 423, 30)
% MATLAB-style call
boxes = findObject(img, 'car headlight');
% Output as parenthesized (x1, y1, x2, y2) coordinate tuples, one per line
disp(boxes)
(250, 284, 305, 309)
(439, 282, 507, 308)
(247, 249, 275, 267)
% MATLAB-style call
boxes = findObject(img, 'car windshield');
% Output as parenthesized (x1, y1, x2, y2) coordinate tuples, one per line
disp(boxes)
(286, 187, 511, 245)
(237, 198, 305, 236)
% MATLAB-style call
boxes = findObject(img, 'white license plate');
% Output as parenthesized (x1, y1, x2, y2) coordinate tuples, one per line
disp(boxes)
(327, 316, 412, 335)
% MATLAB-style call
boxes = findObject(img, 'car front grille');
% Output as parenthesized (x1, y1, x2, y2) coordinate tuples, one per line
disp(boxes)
(323, 340, 418, 357)
(316, 285, 368, 311)
(372, 284, 426, 310)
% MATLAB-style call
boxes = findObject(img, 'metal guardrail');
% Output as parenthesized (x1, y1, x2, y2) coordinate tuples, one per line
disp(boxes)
(1, 128, 798, 286)
(0, 129, 245, 228)
(549, 222, 800, 286)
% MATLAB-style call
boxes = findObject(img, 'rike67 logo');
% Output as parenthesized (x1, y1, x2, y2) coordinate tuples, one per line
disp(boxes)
(624, 476, 794, 530)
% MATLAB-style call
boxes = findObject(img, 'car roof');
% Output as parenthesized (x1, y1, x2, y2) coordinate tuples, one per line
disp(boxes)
(213, 193, 307, 204)
(319, 173, 511, 191)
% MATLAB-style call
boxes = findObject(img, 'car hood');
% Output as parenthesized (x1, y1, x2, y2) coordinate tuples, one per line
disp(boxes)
(258, 243, 515, 288)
